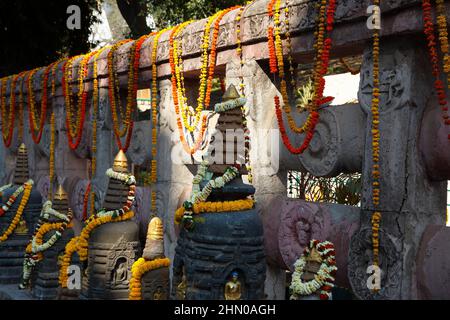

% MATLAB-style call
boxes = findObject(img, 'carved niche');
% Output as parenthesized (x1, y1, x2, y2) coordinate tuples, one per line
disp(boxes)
(105, 236, 137, 290)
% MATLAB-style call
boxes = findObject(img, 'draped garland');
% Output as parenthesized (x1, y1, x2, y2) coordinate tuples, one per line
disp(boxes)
(269, 0, 337, 154)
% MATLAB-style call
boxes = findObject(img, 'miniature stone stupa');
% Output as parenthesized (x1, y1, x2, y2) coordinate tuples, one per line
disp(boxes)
(32, 184, 75, 300)
(172, 85, 266, 300)
(139, 216, 170, 300)
(0, 143, 42, 284)
(80, 150, 140, 300)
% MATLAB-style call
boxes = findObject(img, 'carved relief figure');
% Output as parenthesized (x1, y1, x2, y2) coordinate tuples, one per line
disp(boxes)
(112, 257, 128, 286)
(224, 271, 242, 300)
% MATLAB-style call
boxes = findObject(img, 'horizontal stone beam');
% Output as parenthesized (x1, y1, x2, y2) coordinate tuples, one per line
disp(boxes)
(2, 0, 445, 98)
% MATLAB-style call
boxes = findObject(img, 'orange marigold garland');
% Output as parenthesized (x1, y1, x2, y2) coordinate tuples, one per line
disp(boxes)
(370, 0, 381, 281)
(271, 0, 336, 154)
(59, 210, 134, 288)
(435, 0, 450, 85)
(422, 0, 450, 140)
(129, 257, 171, 300)
(169, 21, 209, 155)
(0, 76, 16, 147)
(61, 54, 92, 150)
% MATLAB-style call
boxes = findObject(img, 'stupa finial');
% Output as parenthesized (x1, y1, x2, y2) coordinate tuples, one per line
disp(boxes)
(222, 84, 240, 102)
(13, 143, 30, 185)
(113, 150, 128, 173)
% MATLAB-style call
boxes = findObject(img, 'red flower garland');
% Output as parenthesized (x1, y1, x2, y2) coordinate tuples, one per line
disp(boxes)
(82, 183, 91, 221)
(268, 27, 278, 74)
(273, 0, 337, 154)
(421, 0, 450, 140)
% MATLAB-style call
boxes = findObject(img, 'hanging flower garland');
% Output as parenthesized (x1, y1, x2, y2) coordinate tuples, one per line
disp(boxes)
(150, 29, 169, 215)
(0, 180, 33, 242)
(129, 257, 171, 300)
(270, 0, 337, 154)
(62, 53, 95, 150)
(235, 3, 254, 184)
(82, 183, 91, 221)
(174, 13, 219, 132)
(422, 0, 450, 140)
(370, 0, 381, 276)
(59, 210, 134, 288)
(17, 71, 27, 142)
(289, 240, 337, 300)
(108, 36, 148, 152)
(1, 75, 18, 148)
(435, 0, 450, 85)
(170, 21, 208, 155)
(20, 201, 73, 289)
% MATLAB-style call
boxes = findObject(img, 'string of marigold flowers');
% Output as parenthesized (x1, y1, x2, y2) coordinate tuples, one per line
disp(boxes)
(370, 0, 381, 282)
(0, 75, 16, 147)
(422, 0, 450, 139)
(435, 0, 450, 88)
(170, 21, 209, 155)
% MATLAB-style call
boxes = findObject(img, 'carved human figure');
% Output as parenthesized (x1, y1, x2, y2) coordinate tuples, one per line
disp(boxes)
(112, 258, 128, 285)
(153, 286, 166, 300)
(224, 271, 242, 300)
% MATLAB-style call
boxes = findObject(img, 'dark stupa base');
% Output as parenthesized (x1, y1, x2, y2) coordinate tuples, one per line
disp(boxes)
(172, 208, 266, 300)
(80, 220, 140, 300)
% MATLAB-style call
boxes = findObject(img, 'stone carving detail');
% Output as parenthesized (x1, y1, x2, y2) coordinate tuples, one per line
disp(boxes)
(128, 121, 151, 166)
(106, 236, 136, 290)
(70, 179, 91, 221)
(358, 50, 408, 115)
(299, 104, 365, 177)
(348, 228, 402, 300)
(36, 175, 50, 202)
(278, 202, 331, 270)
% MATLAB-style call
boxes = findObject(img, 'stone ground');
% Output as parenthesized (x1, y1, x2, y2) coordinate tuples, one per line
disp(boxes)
(0, 284, 35, 300)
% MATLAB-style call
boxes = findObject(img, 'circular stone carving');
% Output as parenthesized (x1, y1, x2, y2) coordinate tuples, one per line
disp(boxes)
(278, 201, 331, 271)
(298, 109, 339, 177)
(70, 179, 91, 221)
(348, 228, 402, 300)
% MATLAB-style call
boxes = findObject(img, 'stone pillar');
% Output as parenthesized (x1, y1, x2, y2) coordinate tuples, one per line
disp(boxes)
(225, 59, 291, 299)
(348, 36, 447, 300)
(156, 79, 195, 270)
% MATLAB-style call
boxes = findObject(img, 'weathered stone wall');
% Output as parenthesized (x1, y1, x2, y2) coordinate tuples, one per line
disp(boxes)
(0, 0, 449, 300)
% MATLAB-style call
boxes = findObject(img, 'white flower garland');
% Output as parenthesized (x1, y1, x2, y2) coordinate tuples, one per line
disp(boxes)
(41, 200, 71, 222)
(0, 184, 12, 194)
(95, 168, 136, 219)
(20, 202, 73, 290)
(0, 179, 34, 215)
(189, 165, 239, 204)
(289, 240, 337, 300)
(214, 97, 247, 113)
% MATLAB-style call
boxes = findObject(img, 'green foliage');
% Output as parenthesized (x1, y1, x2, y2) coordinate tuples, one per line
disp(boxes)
(0, 0, 100, 77)
(146, 0, 247, 29)
(288, 171, 362, 206)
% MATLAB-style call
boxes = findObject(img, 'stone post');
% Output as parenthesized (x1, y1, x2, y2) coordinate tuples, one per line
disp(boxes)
(348, 36, 447, 300)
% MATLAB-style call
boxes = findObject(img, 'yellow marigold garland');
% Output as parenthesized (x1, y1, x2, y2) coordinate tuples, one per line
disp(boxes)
(59, 210, 135, 288)
(175, 199, 254, 224)
(0, 181, 33, 242)
(370, 0, 381, 281)
(25, 221, 68, 260)
(435, 0, 450, 86)
(129, 257, 171, 300)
